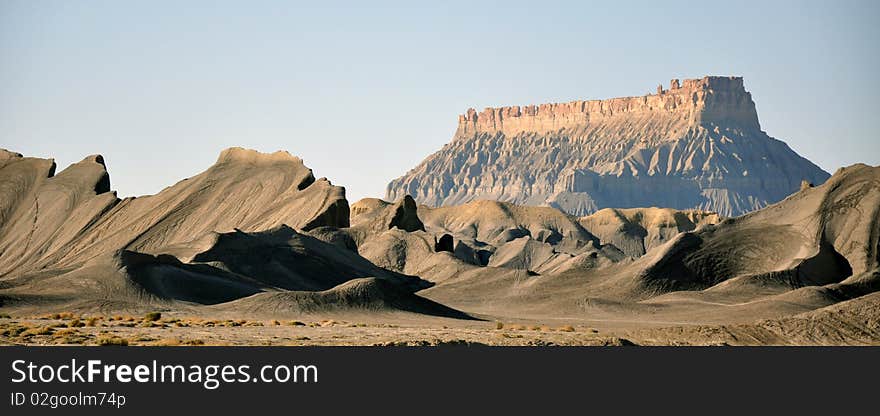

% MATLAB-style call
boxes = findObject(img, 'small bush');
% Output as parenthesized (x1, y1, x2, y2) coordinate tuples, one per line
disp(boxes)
(52, 328, 87, 345)
(86, 317, 99, 327)
(151, 338, 205, 346)
(97, 336, 128, 346)
(495, 322, 504, 330)
(144, 312, 162, 322)
(53, 328, 78, 337)
(132, 335, 156, 342)
(54, 335, 87, 345)
(1, 324, 27, 337)
(67, 319, 85, 328)
(0, 313, 11, 319)
(51, 312, 75, 320)
(20, 326, 54, 337)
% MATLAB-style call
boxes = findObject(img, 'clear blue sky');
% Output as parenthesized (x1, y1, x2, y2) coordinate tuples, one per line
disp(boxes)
(2, 0, 878, 202)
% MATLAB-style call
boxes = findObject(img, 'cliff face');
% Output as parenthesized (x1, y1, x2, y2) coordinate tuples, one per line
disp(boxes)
(386, 76, 830, 216)
(455, 76, 759, 136)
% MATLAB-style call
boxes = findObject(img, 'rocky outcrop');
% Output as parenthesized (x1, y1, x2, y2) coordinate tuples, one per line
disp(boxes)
(0, 147, 447, 313)
(418, 200, 597, 246)
(434, 234, 454, 253)
(386, 76, 830, 216)
(0, 151, 119, 276)
(579, 208, 721, 258)
(348, 195, 425, 245)
(0, 147, 351, 276)
(633, 163, 880, 292)
(389, 195, 425, 232)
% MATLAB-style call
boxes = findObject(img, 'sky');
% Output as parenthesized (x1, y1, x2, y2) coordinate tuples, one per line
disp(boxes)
(2, 0, 878, 202)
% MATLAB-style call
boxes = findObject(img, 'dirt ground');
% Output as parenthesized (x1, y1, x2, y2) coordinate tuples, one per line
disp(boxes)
(4, 300, 876, 346)
(0, 312, 647, 347)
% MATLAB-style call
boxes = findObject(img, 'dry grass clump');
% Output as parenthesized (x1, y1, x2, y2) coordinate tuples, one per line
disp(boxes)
(20, 325, 55, 337)
(204, 319, 249, 327)
(52, 328, 89, 345)
(557, 325, 576, 332)
(35, 312, 75, 320)
(495, 322, 504, 330)
(0, 313, 11, 319)
(132, 334, 158, 342)
(287, 320, 306, 326)
(144, 312, 162, 322)
(270, 320, 281, 326)
(0, 323, 28, 337)
(97, 335, 129, 346)
(105, 315, 137, 323)
(67, 319, 86, 328)
(172, 318, 202, 327)
(53, 328, 78, 336)
(149, 338, 205, 346)
(86, 317, 100, 327)
(45, 312, 77, 320)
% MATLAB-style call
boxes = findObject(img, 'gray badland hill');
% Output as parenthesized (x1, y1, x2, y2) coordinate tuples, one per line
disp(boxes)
(0, 148, 461, 318)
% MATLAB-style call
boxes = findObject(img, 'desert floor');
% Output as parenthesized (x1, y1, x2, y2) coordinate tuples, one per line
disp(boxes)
(4, 300, 876, 346)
